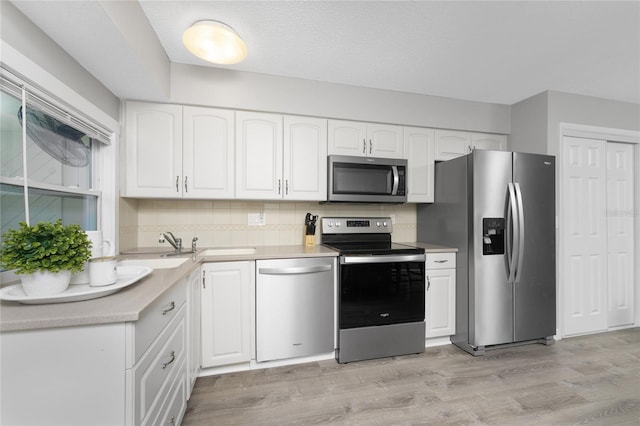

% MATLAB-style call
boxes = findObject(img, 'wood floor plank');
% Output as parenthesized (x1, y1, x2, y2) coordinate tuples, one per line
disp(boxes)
(183, 328, 640, 425)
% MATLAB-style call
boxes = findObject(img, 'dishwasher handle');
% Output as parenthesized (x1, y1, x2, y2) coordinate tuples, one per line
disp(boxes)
(258, 264, 332, 275)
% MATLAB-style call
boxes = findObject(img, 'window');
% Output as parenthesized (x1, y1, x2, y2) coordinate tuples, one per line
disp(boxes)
(1, 70, 111, 276)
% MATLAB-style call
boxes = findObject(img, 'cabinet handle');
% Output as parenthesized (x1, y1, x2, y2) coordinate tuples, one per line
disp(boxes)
(184, 176, 188, 193)
(168, 415, 176, 424)
(162, 301, 175, 315)
(468, 145, 473, 153)
(285, 180, 289, 195)
(162, 351, 176, 369)
(434, 260, 448, 263)
(369, 140, 372, 154)
(362, 139, 366, 154)
(427, 276, 431, 291)
(175, 176, 179, 192)
(202, 270, 206, 289)
(278, 179, 281, 195)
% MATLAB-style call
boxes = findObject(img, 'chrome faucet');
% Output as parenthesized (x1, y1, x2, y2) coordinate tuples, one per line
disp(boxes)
(162, 232, 183, 254)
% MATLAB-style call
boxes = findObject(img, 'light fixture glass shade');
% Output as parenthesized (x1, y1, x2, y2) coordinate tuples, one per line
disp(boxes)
(182, 20, 247, 65)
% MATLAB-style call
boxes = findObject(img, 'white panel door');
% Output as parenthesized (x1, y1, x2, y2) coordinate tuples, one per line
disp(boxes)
(235, 111, 283, 199)
(562, 136, 608, 336)
(125, 102, 182, 197)
(434, 130, 471, 161)
(606, 142, 635, 327)
(283, 115, 327, 200)
(327, 120, 367, 157)
(368, 124, 404, 159)
(200, 262, 252, 368)
(425, 268, 456, 338)
(182, 106, 234, 199)
(404, 127, 435, 203)
(471, 133, 507, 151)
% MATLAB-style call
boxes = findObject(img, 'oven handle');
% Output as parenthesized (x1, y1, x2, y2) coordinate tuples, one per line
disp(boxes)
(341, 254, 426, 264)
(258, 265, 332, 275)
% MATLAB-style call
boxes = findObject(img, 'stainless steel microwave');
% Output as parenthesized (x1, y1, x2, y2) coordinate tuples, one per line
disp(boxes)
(327, 155, 407, 203)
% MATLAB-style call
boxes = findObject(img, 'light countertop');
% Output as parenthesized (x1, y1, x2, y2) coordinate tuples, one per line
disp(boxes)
(1, 242, 455, 333)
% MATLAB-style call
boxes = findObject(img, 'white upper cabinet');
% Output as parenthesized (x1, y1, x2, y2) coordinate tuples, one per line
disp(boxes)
(435, 130, 507, 161)
(328, 120, 403, 159)
(434, 130, 471, 161)
(125, 102, 182, 197)
(182, 106, 235, 199)
(235, 111, 284, 199)
(471, 132, 507, 151)
(404, 127, 435, 203)
(236, 112, 327, 201)
(283, 115, 328, 200)
(124, 102, 234, 198)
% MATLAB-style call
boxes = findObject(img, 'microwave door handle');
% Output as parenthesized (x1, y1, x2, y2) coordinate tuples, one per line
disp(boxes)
(391, 166, 399, 195)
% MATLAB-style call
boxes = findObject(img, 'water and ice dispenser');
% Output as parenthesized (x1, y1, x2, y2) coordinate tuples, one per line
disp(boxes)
(482, 218, 505, 255)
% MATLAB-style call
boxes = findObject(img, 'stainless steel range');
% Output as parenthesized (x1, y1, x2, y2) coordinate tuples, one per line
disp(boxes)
(321, 217, 426, 363)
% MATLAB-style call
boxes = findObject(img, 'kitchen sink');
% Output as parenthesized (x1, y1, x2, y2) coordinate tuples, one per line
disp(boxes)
(118, 257, 190, 269)
(199, 247, 257, 257)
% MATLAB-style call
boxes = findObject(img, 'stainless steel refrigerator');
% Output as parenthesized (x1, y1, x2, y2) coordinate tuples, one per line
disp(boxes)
(417, 150, 556, 355)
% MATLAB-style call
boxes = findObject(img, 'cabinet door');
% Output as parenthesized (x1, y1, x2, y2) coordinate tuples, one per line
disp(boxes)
(368, 124, 404, 159)
(472, 133, 507, 151)
(283, 116, 328, 201)
(183, 107, 234, 199)
(201, 262, 252, 368)
(434, 130, 471, 161)
(235, 111, 283, 199)
(425, 268, 456, 338)
(124, 102, 182, 197)
(404, 127, 435, 203)
(186, 268, 201, 391)
(328, 120, 367, 156)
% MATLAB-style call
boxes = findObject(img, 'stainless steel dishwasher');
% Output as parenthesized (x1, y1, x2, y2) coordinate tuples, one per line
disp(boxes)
(256, 257, 336, 362)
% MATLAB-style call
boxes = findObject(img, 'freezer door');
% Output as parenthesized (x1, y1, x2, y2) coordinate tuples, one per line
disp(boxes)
(470, 150, 514, 347)
(512, 153, 556, 341)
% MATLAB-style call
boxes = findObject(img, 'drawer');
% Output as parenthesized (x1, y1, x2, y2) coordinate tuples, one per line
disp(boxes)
(426, 252, 456, 270)
(148, 369, 187, 426)
(130, 279, 187, 365)
(130, 304, 186, 426)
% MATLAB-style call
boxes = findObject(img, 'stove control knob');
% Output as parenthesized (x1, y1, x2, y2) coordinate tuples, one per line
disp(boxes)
(383, 221, 388, 227)
(376, 221, 381, 227)
(336, 221, 341, 227)
(327, 222, 333, 227)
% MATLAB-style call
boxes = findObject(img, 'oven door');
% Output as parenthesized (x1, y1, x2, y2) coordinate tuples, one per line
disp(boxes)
(339, 253, 426, 329)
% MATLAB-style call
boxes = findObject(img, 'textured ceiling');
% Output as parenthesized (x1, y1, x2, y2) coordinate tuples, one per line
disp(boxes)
(9, 1, 640, 105)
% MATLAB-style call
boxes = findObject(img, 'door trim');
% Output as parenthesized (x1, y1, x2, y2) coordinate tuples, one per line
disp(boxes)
(558, 123, 640, 339)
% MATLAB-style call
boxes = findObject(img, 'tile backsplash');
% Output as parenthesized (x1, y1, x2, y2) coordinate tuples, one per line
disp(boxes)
(119, 199, 416, 252)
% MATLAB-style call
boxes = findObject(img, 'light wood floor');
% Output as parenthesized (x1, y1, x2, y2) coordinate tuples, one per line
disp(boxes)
(183, 328, 640, 425)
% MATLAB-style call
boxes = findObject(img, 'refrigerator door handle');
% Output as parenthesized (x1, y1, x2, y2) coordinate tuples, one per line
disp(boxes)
(514, 182, 525, 283)
(506, 182, 519, 284)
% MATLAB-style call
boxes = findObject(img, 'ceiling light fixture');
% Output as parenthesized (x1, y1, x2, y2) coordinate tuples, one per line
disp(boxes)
(182, 20, 247, 65)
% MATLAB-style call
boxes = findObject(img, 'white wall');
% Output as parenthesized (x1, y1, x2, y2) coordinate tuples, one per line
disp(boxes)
(0, 1, 119, 121)
(169, 63, 511, 134)
(509, 92, 548, 154)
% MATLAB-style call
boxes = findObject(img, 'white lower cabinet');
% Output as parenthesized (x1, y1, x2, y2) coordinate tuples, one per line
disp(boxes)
(201, 261, 254, 368)
(0, 277, 191, 426)
(425, 252, 456, 338)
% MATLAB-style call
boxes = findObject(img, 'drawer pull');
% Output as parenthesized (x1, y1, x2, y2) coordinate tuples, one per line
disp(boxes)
(434, 260, 448, 263)
(162, 301, 176, 315)
(162, 351, 176, 369)
(169, 415, 176, 424)
(427, 276, 431, 291)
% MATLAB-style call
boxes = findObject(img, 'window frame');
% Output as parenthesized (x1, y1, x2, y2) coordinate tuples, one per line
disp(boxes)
(0, 67, 118, 283)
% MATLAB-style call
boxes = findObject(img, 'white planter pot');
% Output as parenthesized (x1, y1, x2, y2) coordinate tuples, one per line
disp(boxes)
(20, 270, 72, 297)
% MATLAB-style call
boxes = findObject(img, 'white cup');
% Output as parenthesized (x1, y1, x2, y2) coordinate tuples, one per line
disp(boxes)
(89, 256, 118, 287)
(85, 231, 112, 258)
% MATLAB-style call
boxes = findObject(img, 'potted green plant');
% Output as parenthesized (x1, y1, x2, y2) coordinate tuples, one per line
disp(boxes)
(0, 220, 91, 297)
